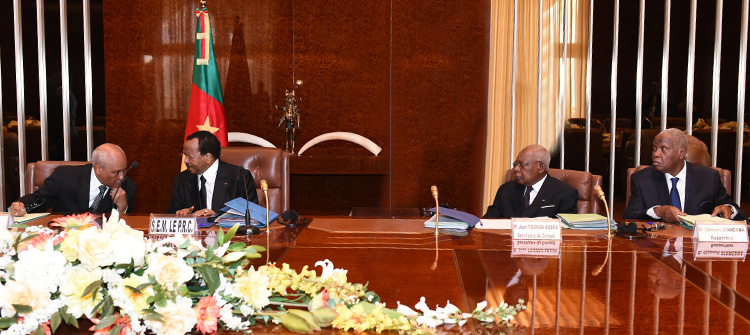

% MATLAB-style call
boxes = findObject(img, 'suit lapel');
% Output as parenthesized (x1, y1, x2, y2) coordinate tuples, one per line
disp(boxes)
(510, 183, 525, 216)
(212, 162, 230, 210)
(651, 167, 671, 206)
(522, 176, 551, 217)
(78, 167, 92, 212)
(683, 162, 698, 212)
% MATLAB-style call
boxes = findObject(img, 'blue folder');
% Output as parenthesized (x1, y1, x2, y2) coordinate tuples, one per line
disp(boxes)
(220, 197, 279, 228)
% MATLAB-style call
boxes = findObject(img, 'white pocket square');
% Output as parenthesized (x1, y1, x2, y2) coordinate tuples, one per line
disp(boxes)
(540, 205, 555, 209)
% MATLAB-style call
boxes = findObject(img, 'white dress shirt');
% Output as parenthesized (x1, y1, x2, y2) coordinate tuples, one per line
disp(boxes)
(198, 160, 220, 209)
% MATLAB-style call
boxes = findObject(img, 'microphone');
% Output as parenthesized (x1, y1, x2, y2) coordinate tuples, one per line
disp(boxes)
(261, 179, 270, 264)
(593, 185, 612, 238)
(430, 185, 439, 270)
(240, 171, 259, 236)
(111, 161, 138, 211)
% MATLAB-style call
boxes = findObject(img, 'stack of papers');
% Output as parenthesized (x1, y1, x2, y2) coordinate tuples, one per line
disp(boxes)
(556, 213, 615, 230)
(424, 215, 470, 230)
(216, 198, 279, 228)
(678, 214, 736, 231)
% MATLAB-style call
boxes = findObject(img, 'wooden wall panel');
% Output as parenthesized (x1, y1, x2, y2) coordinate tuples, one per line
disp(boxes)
(104, 0, 489, 216)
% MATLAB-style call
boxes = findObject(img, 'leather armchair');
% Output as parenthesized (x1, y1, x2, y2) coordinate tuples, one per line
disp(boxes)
(625, 165, 732, 208)
(221, 147, 289, 214)
(505, 168, 604, 215)
(26, 161, 90, 195)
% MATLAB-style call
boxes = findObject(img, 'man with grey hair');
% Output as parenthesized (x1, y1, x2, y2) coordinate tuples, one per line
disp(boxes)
(623, 128, 745, 222)
(484, 144, 579, 218)
(10, 143, 137, 216)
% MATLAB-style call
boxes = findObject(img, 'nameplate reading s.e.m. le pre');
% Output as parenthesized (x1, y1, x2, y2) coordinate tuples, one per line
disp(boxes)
(692, 220, 749, 243)
(511, 239, 561, 258)
(511, 218, 562, 240)
(149, 214, 198, 235)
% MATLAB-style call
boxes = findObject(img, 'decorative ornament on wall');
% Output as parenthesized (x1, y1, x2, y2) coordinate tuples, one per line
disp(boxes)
(276, 80, 303, 155)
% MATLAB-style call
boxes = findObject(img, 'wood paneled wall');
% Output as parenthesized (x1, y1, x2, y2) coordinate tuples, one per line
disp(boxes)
(103, 0, 490, 216)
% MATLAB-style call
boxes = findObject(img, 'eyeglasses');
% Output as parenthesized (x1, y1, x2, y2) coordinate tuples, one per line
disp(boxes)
(512, 161, 541, 168)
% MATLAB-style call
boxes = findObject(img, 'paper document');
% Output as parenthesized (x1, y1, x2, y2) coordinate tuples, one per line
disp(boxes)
(679, 214, 737, 230)
(12, 213, 50, 224)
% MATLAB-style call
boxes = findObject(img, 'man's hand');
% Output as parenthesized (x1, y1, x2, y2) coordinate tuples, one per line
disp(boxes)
(712, 204, 733, 219)
(176, 206, 194, 216)
(10, 202, 26, 217)
(111, 188, 128, 213)
(654, 205, 686, 223)
(195, 208, 215, 217)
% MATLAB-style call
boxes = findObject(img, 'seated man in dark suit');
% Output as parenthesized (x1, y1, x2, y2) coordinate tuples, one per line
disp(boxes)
(484, 144, 578, 218)
(168, 131, 258, 216)
(10, 143, 136, 216)
(623, 128, 746, 222)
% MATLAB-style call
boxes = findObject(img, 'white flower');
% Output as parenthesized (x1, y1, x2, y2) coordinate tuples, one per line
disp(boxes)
(414, 296, 431, 313)
(315, 259, 348, 284)
(104, 214, 146, 267)
(0, 226, 13, 243)
(239, 304, 254, 316)
(145, 253, 194, 288)
(214, 241, 230, 258)
(75, 227, 115, 268)
(13, 247, 68, 293)
(0, 280, 51, 316)
(416, 315, 444, 328)
(231, 266, 271, 310)
(144, 296, 196, 335)
(474, 301, 488, 312)
(396, 301, 419, 317)
(219, 304, 249, 330)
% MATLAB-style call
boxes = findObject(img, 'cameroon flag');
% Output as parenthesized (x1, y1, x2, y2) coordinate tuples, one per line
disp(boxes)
(185, 6, 227, 146)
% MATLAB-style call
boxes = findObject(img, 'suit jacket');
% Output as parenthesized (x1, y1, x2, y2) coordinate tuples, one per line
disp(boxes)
(623, 162, 746, 220)
(167, 160, 258, 214)
(483, 175, 579, 218)
(18, 164, 137, 214)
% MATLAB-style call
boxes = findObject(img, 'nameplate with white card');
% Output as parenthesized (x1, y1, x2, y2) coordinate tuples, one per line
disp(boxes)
(511, 239, 561, 258)
(0, 213, 13, 229)
(149, 214, 198, 235)
(693, 241, 749, 261)
(511, 218, 562, 240)
(692, 220, 749, 243)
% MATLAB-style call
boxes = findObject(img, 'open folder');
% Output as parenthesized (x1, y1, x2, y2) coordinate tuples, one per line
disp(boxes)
(217, 197, 279, 228)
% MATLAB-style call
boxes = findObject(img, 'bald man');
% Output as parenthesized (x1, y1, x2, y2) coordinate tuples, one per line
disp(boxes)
(623, 128, 744, 222)
(484, 144, 579, 218)
(10, 143, 137, 216)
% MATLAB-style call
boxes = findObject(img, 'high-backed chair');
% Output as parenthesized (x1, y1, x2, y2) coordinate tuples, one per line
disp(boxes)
(625, 165, 732, 208)
(221, 147, 289, 214)
(504, 168, 604, 215)
(26, 161, 90, 195)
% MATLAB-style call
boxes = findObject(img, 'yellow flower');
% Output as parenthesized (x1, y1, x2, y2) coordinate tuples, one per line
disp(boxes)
(75, 227, 115, 268)
(59, 266, 102, 318)
(60, 229, 81, 262)
(0, 280, 51, 316)
(148, 297, 197, 335)
(118, 274, 154, 315)
(232, 266, 271, 310)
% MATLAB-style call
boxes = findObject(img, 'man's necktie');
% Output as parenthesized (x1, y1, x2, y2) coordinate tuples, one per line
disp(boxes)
(89, 185, 107, 213)
(199, 175, 207, 210)
(523, 186, 533, 208)
(670, 177, 681, 211)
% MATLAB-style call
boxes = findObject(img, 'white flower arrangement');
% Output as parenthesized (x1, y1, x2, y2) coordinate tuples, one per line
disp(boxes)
(0, 210, 525, 334)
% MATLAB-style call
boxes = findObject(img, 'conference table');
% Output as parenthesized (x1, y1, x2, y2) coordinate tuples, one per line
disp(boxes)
(23, 214, 750, 334)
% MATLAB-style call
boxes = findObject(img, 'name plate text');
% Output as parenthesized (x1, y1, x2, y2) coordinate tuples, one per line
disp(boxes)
(511, 239, 561, 258)
(0, 213, 13, 229)
(692, 220, 749, 243)
(511, 218, 561, 240)
(693, 241, 749, 261)
(149, 214, 198, 235)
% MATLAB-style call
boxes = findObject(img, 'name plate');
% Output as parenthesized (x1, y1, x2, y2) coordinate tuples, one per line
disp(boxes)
(149, 214, 198, 235)
(693, 241, 749, 261)
(511, 239, 561, 258)
(0, 213, 13, 229)
(511, 218, 562, 240)
(692, 220, 749, 243)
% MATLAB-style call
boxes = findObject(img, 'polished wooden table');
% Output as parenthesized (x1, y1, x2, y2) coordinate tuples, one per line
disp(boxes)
(25, 215, 750, 334)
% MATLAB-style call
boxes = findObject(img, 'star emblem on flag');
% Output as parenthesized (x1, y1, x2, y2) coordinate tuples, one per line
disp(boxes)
(196, 116, 220, 134)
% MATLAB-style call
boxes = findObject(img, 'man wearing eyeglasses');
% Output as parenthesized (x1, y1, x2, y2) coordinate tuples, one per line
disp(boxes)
(483, 144, 578, 218)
